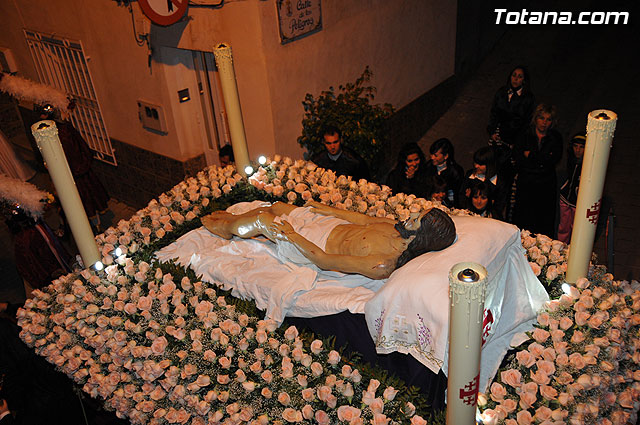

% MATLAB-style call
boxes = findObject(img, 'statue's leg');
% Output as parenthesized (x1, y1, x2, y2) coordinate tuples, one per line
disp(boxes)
(202, 202, 297, 240)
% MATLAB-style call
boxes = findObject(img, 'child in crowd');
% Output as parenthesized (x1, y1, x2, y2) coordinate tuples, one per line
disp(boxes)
(425, 138, 464, 207)
(557, 133, 586, 243)
(466, 180, 494, 218)
(459, 146, 504, 219)
(429, 175, 449, 206)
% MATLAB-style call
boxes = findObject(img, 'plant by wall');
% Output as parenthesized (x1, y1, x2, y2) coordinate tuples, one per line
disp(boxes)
(297, 67, 394, 182)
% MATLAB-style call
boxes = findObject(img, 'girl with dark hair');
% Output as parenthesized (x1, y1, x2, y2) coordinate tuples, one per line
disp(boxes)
(465, 180, 494, 218)
(385, 143, 431, 199)
(487, 65, 536, 148)
(487, 66, 536, 207)
(512, 103, 563, 237)
(429, 175, 448, 204)
(557, 132, 586, 243)
(459, 147, 505, 219)
(425, 138, 464, 207)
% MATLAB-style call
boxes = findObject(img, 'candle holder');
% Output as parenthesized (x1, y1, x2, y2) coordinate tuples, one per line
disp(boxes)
(31, 120, 100, 268)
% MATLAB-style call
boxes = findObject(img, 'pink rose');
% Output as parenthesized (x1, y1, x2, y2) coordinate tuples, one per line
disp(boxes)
(410, 416, 428, 425)
(302, 404, 314, 420)
(261, 387, 272, 399)
(500, 398, 517, 413)
(370, 398, 385, 414)
(370, 413, 390, 425)
(383, 387, 398, 401)
(501, 369, 522, 388)
(574, 311, 591, 326)
(532, 328, 550, 343)
(490, 382, 507, 401)
(316, 386, 332, 401)
(537, 312, 550, 326)
(540, 385, 558, 400)
(310, 340, 323, 354)
(527, 342, 545, 358)
(281, 408, 302, 422)
(534, 406, 553, 422)
(301, 388, 315, 402)
(516, 410, 533, 425)
(518, 391, 537, 410)
(310, 362, 323, 377)
(536, 360, 556, 376)
(516, 350, 536, 368)
(530, 369, 550, 385)
(315, 410, 330, 425)
(337, 406, 362, 422)
(151, 336, 168, 355)
(327, 350, 340, 365)
(568, 353, 586, 369)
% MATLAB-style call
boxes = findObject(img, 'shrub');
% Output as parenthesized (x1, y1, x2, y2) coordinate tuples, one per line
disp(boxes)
(297, 67, 394, 182)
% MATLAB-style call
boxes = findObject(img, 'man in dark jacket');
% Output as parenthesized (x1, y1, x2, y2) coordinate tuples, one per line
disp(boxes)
(311, 126, 370, 181)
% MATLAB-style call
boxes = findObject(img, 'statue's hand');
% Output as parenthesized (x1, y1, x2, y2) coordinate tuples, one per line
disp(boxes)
(305, 200, 332, 216)
(271, 220, 294, 241)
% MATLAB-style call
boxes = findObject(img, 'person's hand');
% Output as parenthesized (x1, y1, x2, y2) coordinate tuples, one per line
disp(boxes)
(405, 165, 418, 179)
(270, 221, 294, 241)
(524, 150, 530, 158)
(0, 399, 9, 415)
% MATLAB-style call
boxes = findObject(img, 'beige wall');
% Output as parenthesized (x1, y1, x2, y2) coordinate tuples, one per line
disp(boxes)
(0, 0, 456, 163)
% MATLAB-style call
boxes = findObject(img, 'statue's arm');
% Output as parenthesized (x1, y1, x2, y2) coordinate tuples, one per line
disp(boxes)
(272, 221, 395, 280)
(306, 201, 395, 226)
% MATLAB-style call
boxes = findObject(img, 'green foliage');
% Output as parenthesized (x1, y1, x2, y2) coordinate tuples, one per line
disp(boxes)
(298, 67, 394, 182)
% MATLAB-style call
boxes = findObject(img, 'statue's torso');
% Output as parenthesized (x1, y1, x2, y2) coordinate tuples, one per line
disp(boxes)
(325, 222, 409, 258)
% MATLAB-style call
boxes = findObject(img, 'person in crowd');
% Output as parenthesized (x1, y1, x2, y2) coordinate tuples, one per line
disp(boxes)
(202, 200, 456, 280)
(487, 65, 536, 204)
(5, 204, 72, 293)
(36, 104, 111, 232)
(0, 129, 34, 181)
(311, 125, 370, 181)
(487, 65, 536, 149)
(429, 175, 448, 206)
(464, 180, 495, 218)
(385, 143, 431, 199)
(512, 103, 563, 237)
(219, 144, 234, 167)
(557, 132, 586, 243)
(424, 138, 464, 207)
(459, 147, 504, 219)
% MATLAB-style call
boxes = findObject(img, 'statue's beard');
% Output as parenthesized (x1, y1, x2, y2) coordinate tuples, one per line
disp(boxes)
(394, 221, 417, 240)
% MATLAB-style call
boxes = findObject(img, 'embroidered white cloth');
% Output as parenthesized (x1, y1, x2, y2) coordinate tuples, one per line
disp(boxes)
(365, 215, 549, 391)
(156, 202, 548, 391)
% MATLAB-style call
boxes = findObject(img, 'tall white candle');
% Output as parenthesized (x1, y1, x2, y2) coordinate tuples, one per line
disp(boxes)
(213, 43, 251, 177)
(31, 120, 100, 268)
(566, 110, 617, 282)
(447, 262, 487, 425)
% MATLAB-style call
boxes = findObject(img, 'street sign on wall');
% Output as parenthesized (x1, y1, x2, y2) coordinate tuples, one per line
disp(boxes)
(276, 0, 322, 44)
(139, 0, 189, 26)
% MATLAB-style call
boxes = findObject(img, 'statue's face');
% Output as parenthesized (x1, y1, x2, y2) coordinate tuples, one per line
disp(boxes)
(404, 210, 428, 231)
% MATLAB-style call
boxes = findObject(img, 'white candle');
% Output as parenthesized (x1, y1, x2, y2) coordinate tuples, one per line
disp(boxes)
(566, 110, 617, 282)
(447, 262, 487, 425)
(213, 43, 251, 177)
(31, 120, 100, 268)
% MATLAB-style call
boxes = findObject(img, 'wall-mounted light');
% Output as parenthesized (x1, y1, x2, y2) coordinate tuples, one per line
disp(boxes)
(178, 88, 190, 103)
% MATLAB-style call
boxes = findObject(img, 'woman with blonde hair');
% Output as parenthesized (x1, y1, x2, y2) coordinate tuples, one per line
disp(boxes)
(512, 103, 563, 237)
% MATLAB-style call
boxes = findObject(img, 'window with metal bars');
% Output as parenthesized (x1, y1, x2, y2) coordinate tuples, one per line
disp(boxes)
(24, 29, 116, 165)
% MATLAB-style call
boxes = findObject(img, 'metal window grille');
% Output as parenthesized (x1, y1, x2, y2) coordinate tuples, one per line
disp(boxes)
(24, 30, 116, 165)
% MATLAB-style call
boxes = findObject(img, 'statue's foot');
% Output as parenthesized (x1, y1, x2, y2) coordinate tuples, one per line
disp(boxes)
(201, 214, 233, 239)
